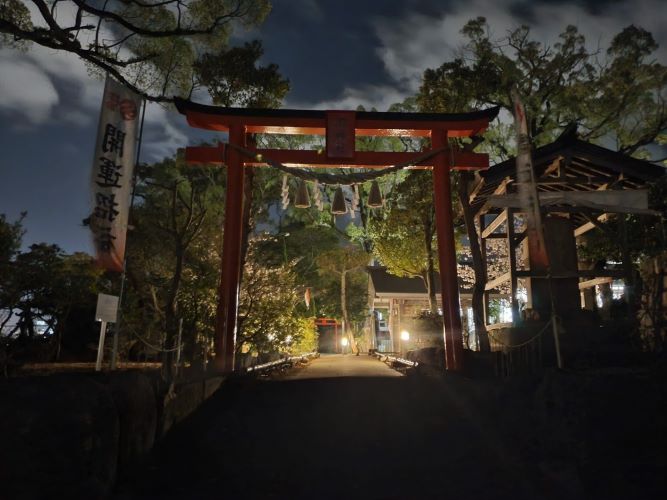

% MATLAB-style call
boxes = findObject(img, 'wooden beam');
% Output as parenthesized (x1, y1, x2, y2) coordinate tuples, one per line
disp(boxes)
(185, 146, 489, 170)
(468, 176, 486, 204)
(536, 176, 614, 185)
(493, 177, 511, 196)
(571, 178, 618, 237)
(574, 213, 612, 237)
(506, 209, 519, 321)
(481, 210, 508, 238)
(578, 277, 614, 290)
(516, 269, 625, 279)
(485, 272, 511, 291)
(478, 214, 490, 326)
(541, 157, 561, 177)
(478, 177, 512, 215)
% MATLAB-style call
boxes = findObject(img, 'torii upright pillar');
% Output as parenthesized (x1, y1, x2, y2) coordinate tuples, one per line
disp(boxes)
(432, 130, 464, 371)
(215, 125, 245, 372)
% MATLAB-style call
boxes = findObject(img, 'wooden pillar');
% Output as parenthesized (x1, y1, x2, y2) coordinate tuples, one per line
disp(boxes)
(478, 214, 490, 327)
(432, 130, 464, 371)
(506, 209, 519, 322)
(214, 126, 246, 372)
(620, 214, 634, 307)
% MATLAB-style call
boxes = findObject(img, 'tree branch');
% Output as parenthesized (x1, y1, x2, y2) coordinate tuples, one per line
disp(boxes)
(71, 0, 241, 38)
(0, 17, 172, 102)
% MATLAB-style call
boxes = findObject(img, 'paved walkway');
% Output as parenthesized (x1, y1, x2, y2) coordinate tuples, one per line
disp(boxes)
(285, 353, 403, 379)
(116, 355, 539, 500)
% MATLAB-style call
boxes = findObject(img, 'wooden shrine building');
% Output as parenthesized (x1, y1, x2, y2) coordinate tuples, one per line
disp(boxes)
(468, 128, 665, 335)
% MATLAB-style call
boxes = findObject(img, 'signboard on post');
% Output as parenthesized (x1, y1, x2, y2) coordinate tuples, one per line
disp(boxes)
(95, 293, 119, 323)
(89, 76, 143, 272)
(95, 293, 119, 371)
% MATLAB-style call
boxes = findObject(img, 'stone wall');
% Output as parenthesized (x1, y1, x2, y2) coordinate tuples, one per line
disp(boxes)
(0, 370, 224, 499)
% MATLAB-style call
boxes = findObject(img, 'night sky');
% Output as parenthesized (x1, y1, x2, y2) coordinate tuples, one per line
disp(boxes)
(1, 0, 665, 253)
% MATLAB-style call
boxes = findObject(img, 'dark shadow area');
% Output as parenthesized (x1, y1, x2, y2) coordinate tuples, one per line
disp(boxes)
(115, 375, 541, 500)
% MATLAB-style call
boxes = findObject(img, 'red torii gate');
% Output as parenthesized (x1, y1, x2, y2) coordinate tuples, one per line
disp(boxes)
(175, 98, 499, 373)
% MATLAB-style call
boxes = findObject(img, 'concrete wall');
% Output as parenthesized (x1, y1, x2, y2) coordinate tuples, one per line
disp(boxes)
(0, 371, 224, 499)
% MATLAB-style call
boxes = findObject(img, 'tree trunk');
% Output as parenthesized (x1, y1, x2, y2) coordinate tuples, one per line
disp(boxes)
(423, 212, 439, 314)
(240, 147, 256, 270)
(162, 242, 184, 381)
(459, 172, 490, 352)
(340, 270, 358, 354)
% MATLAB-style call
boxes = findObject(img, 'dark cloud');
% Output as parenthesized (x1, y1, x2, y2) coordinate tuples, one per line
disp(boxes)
(252, 0, 460, 104)
(507, 0, 630, 24)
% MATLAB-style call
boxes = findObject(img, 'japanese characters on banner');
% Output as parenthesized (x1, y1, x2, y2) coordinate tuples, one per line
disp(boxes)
(89, 76, 142, 272)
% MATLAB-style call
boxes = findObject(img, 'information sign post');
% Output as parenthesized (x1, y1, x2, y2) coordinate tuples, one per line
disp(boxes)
(95, 293, 119, 371)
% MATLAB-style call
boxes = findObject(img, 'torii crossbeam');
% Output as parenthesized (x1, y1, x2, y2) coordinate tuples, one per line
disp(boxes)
(175, 98, 499, 373)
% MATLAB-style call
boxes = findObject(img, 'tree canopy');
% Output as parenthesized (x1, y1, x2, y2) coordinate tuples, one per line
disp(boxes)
(0, 0, 287, 103)
(419, 18, 667, 160)
(368, 171, 440, 313)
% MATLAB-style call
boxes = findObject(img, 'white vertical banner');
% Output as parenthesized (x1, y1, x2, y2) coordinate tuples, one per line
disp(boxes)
(89, 76, 143, 272)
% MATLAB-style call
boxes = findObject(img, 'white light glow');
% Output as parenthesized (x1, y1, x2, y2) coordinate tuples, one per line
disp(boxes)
(400, 330, 410, 341)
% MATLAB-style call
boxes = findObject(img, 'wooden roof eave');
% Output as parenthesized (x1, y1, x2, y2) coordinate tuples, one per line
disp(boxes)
(469, 137, 666, 213)
(173, 97, 500, 137)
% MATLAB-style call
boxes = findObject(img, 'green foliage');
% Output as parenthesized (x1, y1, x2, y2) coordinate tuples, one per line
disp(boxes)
(0, 0, 276, 101)
(288, 317, 319, 354)
(197, 40, 290, 107)
(368, 171, 437, 278)
(316, 244, 368, 328)
(578, 177, 667, 263)
(238, 239, 316, 355)
(0, 0, 31, 48)
(418, 18, 667, 158)
(123, 151, 226, 355)
(0, 212, 24, 266)
(0, 236, 105, 360)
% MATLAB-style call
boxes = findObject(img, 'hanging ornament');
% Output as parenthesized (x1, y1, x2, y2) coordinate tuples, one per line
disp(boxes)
(281, 174, 289, 210)
(313, 181, 323, 211)
(367, 180, 383, 208)
(331, 186, 347, 215)
(294, 179, 311, 208)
